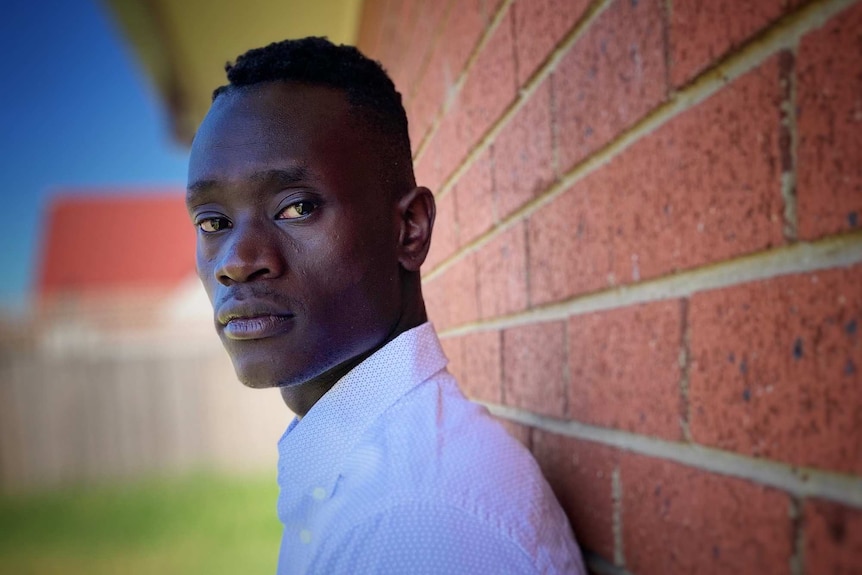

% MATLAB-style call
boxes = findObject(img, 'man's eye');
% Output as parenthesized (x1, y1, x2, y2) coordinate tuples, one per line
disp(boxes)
(198, 217, 231, 233)
(278, 201, 317, 220)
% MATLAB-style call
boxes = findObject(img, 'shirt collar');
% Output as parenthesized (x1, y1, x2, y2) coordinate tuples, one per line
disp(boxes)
(277, 322, 447, 494)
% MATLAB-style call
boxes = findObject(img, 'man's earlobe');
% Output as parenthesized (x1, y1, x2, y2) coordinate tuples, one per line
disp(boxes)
(397, 186, 435, 272)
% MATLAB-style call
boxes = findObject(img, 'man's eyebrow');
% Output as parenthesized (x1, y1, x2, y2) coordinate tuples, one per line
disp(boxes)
(186, 166, 313, 203)
(249, 166, 313, 186)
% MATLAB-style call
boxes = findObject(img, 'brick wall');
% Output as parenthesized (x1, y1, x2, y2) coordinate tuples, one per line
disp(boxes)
(357, 0, 862, 572)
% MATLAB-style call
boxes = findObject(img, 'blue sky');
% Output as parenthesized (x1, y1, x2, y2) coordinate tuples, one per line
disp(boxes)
(0, 0, 189, 313)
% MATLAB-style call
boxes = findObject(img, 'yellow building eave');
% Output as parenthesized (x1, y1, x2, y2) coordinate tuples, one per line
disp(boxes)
(104, 0, 363, 145)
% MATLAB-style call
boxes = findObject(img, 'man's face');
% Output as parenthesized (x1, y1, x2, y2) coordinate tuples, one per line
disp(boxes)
(186, 82, 405, 388)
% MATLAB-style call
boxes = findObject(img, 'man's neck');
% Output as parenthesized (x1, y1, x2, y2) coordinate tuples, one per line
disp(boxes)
(280, 302, 427, 417)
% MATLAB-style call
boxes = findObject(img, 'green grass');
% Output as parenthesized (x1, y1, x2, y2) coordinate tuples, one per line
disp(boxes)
(0, 472, 281, 575)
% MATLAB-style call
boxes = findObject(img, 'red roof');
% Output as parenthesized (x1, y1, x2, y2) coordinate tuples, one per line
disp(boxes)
(37, 190, 196, 299)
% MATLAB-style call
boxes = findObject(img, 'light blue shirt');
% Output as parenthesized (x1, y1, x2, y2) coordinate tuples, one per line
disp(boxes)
(276, 323, 585, 574)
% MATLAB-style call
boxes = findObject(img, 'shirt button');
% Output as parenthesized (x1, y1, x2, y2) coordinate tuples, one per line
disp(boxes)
(312, 487, 327, 500)
(300, 529, 312, 544)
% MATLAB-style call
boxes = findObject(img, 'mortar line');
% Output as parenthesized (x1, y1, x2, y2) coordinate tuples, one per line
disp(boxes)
(412, 0, 519, 160)
(678, 298, 692, 442)
(584, 551, 634, 575)
(420, 0, 856, 281)
(780, 46, 800, 242)
(436, 231, 862, 337)
(403, 0, 458, 105)
(413, 0, 613, 180)
(789, 497, 805, 575)
(611, 466, 625, 567)
(483, 403, 862, 508)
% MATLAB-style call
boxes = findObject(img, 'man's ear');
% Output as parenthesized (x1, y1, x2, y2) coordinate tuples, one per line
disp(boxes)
(396, 186, 435, 272)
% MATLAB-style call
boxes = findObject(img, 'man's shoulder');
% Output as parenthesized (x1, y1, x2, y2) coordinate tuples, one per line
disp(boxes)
(331, 370, 582, 572)
(346, 373, 565, 522)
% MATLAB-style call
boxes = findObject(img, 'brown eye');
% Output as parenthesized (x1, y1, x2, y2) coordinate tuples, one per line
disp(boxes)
(279, 201, 317, 219)
(198, 217, 230, 233)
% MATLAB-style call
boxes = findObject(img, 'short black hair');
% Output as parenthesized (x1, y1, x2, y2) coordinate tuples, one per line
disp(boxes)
(213, 37, 414, 189)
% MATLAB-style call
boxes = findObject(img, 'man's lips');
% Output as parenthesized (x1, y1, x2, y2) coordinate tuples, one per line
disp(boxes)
(221, 314, 295, 340)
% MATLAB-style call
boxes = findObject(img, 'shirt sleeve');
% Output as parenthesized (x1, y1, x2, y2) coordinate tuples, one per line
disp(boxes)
(308, 501, 543, 575)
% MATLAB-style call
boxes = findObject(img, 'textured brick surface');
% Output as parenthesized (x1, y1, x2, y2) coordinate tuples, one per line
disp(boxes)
(554, 0, 667, 172)
(476, 222, 528, 319)
(532, 431, 617, 559)
(423, 255, 479, 331)
(512, 0, 590, 86)
(425, 190, 458, 271)
(805, 499, 862, 575)
(356, 0, 386, 58)
(670, 0, 785, 87)
(434, 105, 470, 188)
(441, 0, 488, 86)
(621, 454, 793, 575)
(407, 49, 447, 149)
(796, 2, 862, 240)
(689, 265, 862, 474)
(414, 133, 442, 193)
(460, 330, 503, 403)
(568, 300, 684, 440)
(532, 57, 786, 305)
(493, 78, 555, 221)
(399, 1, 449, 96)
(527, 184, 613, 305)
(502, 321, 567, 417)
(452, 149, 495, 246)
(607, 56, 786, 282)
(459, 9, 518, 165)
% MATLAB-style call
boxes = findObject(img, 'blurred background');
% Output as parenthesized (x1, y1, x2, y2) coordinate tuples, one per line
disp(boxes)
(0, 0, 359, 573)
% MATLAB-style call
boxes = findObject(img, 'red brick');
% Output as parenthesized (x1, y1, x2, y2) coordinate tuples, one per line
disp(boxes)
(452, 148, 495, 245)
(424, 254, 480, 331)
(532, 431, 618, 558)
(476, 222, 528, 319)
(425, 190, 458, 271)
(796, 2, 862, 240)
(440, 334, 464, 380)
(612, 57, 785, 281)
(460, 330, 503, 403)
(496, 418, 531, 449)
(375, 0, 409, 74)
(670, 0, 786, 87)
(527, 184, 614, 306)
(414, 133, 442, 192)
(512, 0, 590, 86)
(554, 0, 667, 172)
(459, 9, 518, 162)
(689, 265, 862, 474)
(492, 77, 555, 221)
(502, 321, 567, 417)
(435, 100, 472, 186)
(357, 0, 387, 57)
(804, 499, 862, 575)
(407, 50, 447, 148)
(401, 1, 449, 94)
(441, 0, 486, 89)
(621, 454, 793, 574)
(531, 59, 785, 305)
(568, 300, 684, 440)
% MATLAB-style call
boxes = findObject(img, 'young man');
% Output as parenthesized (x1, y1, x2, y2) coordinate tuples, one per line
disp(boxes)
(187, 37, 585, 574)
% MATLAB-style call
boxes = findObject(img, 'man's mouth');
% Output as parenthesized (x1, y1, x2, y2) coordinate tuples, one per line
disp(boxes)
(222, 314, 295, 340)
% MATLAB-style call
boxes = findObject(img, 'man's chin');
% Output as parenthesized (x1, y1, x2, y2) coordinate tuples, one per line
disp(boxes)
(229, 355, 319, 390)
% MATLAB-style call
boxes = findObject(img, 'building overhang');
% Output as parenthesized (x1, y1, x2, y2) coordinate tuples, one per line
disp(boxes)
(104, 0, 362, 145)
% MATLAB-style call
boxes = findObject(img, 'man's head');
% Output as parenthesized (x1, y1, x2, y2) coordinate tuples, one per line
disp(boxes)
(186, 38, 434, 408)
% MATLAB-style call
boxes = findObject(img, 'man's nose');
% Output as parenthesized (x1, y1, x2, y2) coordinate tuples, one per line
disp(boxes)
(214, 222, 286, 285)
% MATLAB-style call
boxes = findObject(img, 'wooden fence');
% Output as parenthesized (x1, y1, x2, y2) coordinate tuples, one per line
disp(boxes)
(0, 327, 291, 493)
